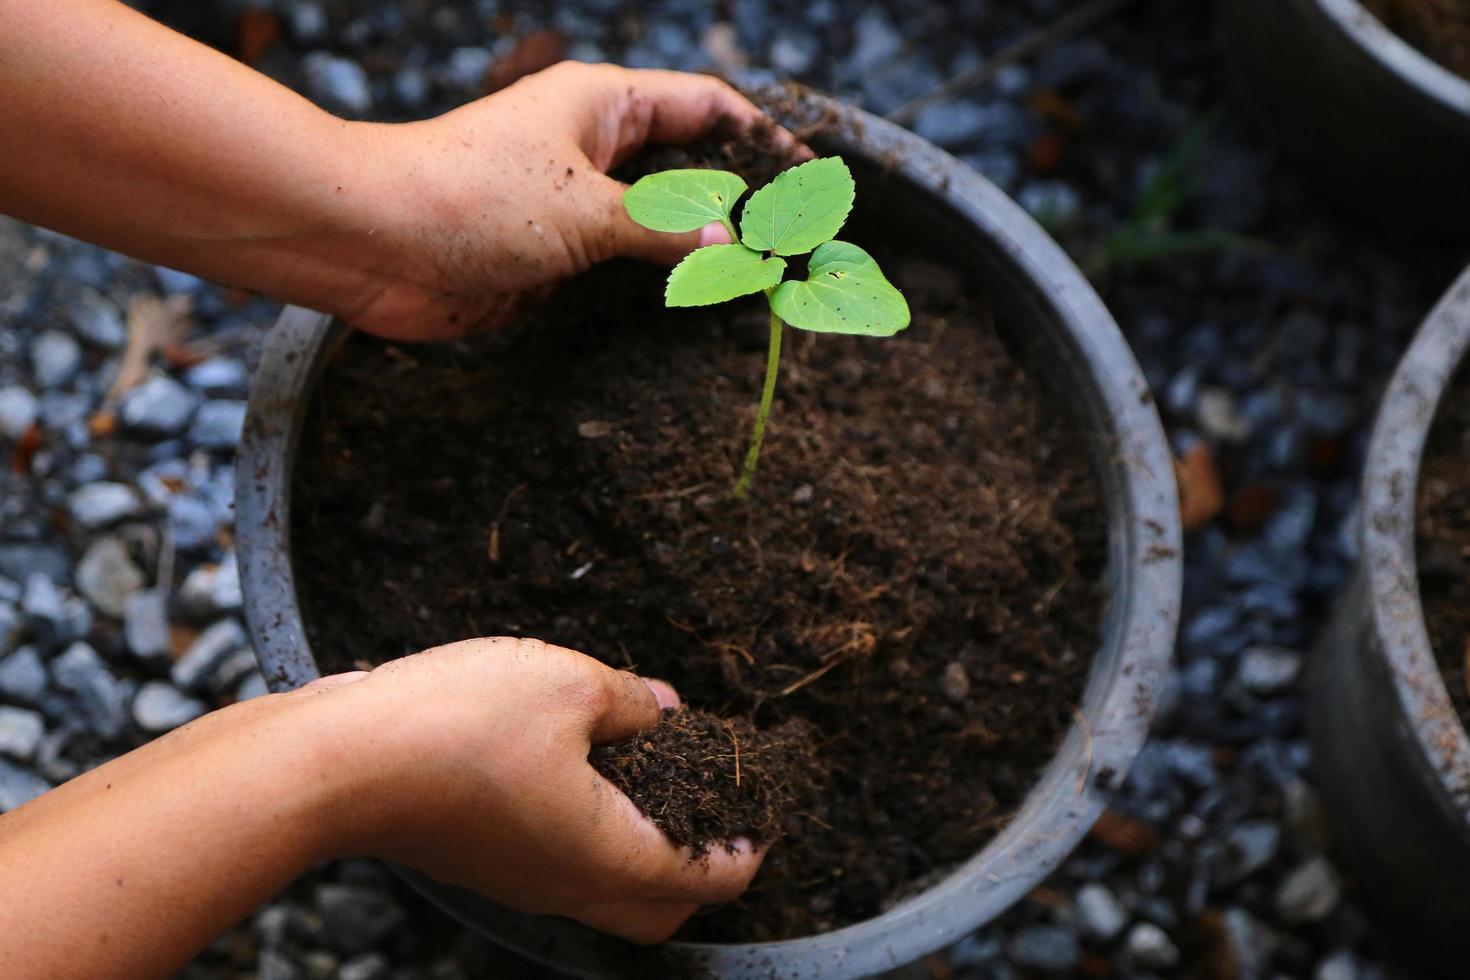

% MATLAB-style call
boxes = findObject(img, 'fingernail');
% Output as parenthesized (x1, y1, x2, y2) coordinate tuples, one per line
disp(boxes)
(729, 835, 755, 855)
(698, 222, 731, 247)
(643, 678, 681, 710)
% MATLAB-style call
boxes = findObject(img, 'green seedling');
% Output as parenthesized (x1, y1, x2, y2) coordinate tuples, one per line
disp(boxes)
(624, 157, 909, 498)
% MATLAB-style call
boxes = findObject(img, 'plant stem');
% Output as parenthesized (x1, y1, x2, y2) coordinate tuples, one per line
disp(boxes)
(732, 302, 783, 499)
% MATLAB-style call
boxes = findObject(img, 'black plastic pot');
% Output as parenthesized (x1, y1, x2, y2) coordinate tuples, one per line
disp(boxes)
(1219, 0, 1470, 238)
(236, 88, 1181, 978)
(1309, 266, 1470, 976)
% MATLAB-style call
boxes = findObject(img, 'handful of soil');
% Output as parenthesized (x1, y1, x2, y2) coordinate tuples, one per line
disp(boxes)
(590, 710, 825, 854)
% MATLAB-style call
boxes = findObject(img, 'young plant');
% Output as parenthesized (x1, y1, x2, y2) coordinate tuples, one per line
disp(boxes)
(624, 157, 909, 498)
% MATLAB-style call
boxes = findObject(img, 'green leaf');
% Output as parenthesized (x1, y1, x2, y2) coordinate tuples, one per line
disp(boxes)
(624, 169, 748, 233)
(770, 241, 909, 336)
(738, 157, 855, 256)
(665, 245, 787, 307)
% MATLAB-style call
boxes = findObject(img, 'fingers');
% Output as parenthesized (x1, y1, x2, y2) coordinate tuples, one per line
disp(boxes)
(610, 68, 767, 149)
(574, 898, 700, 944)
(587, 665, 667, 744)
(657, 836, 766, 905)
(598, 67, 810, 164)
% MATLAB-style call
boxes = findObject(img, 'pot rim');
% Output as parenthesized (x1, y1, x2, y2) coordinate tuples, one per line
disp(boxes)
(237, 89, 1182, 977)
(1361, 265, 1470, 819)
(1317, 0, 1470, 121)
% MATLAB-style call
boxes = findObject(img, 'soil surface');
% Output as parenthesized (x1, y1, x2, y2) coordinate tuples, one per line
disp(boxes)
(1417, 367, 1470, 726)
(1365, 0, 1470, 78)
(290, 130, 1106, 941)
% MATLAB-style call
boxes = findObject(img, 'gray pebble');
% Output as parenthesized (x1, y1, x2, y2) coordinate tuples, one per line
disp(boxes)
(1275, 856, 1342, 924)
(1223, 907, 1279, 979)
(1198, 387, 1252, 443)
(1237, 647, 1302, 695)
(68, 481, 141, 529)
(391, 66, 429, 107)
(187, 400, 246, 450)
(913, 101, 990, 148)
(1316, 950, 1363, 980)
(41, 391, 91, 431)
(0, 757, 51, 812)
(68, 290, 127, 349)
(287, 1, 328, 42)
(0, 647, 48, 704)
(303, 52, 372, 116)
(1006, 924, 1079, 972)
(257, 948, 300, 980)
(770, 33, 819, 76)
(75, 536, 145, 618)
(120, 375, 197, 436)
(51, 641, 129, 738)
(0, 543, 70, 584)
(1215, 821, 1280, 885)
(21, 572, 65, 630)
(1017, 180, 1082, 231)
(850, 9, 903, 75)
(179, 554, 243, 618)
(124, 589, 172, 663)
(236, 672, 269, 701)
(153, 266, 203, 294)
(940, 661, 970, 703)
(314, 883, 406, 955)
(1075, 882, 1129, 942)
(338, 952, 390, 980)
(185, 357, 247, 393)
(132, 680, 207, 733)
(0, 705, 45, 761)
(208, 648, 260, 697)
(172, 618, 248, 693)
(31, 330, 81, 387)
(441, 47, 493, 90)
(1124, 921, 1180, 970)
(0, 385, 39, 439)
(168, 494, 219, 552)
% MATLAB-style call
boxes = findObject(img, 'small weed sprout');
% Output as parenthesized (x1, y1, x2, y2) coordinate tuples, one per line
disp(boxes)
(624, 157, 910, 497)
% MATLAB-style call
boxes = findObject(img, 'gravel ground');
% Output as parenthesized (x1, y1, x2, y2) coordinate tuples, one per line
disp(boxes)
(3, 0, 1467, 977)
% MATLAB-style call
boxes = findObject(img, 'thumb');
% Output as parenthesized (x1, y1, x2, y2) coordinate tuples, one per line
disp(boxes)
(591, 180, 733, 265)
(587, 668, 676, 744)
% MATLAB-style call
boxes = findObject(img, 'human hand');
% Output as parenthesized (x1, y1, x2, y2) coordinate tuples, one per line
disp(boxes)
(305, 637, 763, 943)
(339, 63, 800, 341)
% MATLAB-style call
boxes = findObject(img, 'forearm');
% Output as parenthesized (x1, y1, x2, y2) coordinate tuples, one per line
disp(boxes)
(0, 0, 403, 316)
(0, 691, 363, 979)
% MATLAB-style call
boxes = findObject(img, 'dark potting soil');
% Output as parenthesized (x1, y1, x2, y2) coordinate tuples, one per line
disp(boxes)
(1364, 0, 1470, 79)
(589, 710, 824, 854)
(289, 128, 1106, 941)
(1417, 368, 1470, 728)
